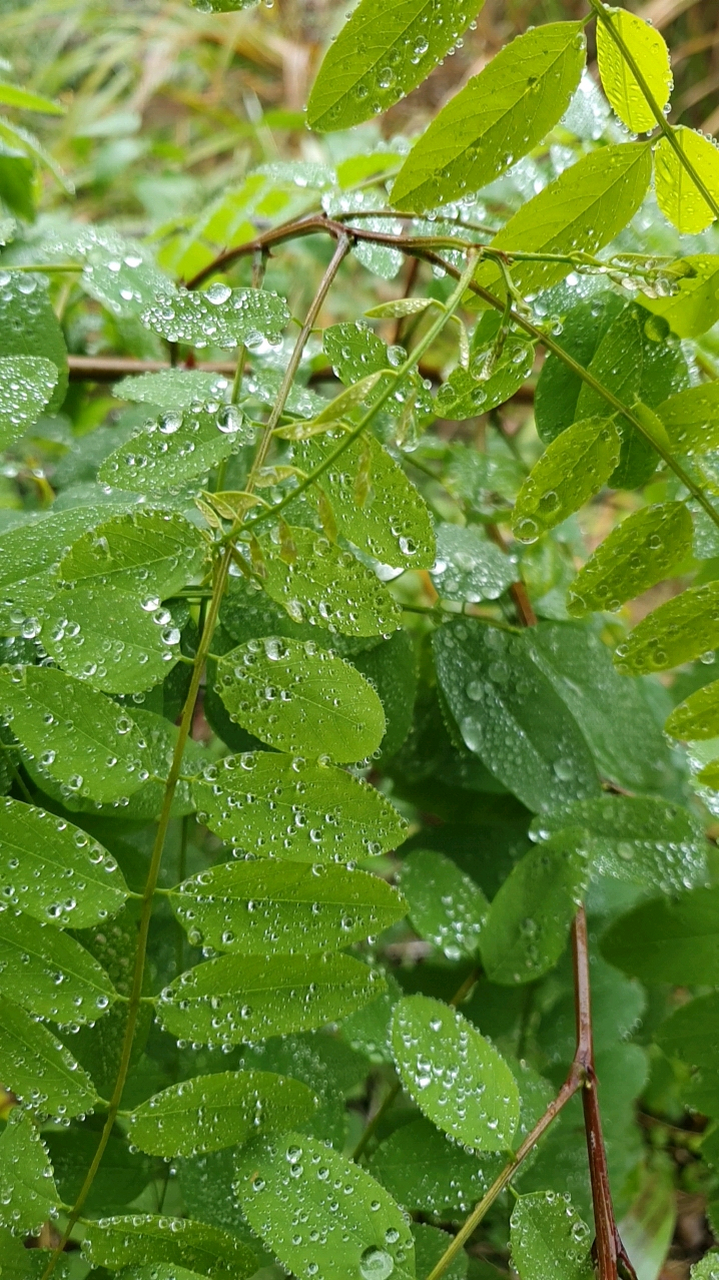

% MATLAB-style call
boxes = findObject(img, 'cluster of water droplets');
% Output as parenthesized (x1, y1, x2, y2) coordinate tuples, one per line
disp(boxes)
(140, 283, 289, 351)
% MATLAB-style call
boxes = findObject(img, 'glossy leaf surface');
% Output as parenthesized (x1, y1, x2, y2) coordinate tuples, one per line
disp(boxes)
(512, 417, 620, 543)
(614, 583, 719, 675)
(596, 9, 671, 133)
(99, 406, 252, 493)
(0, 998, 98, 1115)
(82, 1216, 257, 1277)
(399, 848, 488, 959)
(655, 127, 719, 235)
(58, 509, 208, 600)
(140, 285, 289, 349)
(510, 1191, 592, 1280)
(568, 503, 693, 616)
(0, 1110, 60, 1237)
(0, 908, 117, 1024)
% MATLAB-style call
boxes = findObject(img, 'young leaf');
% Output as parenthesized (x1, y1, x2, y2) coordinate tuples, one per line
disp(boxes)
(479, 839, 587, 984)
(391, 994, 519, 1151)
(657, 381, 719, 454)
(307, 0, 485, 132)
(0, 909, 117, 1024)
(368, 1116, 503, 1217)
(82, 1215, 257, 1277)
(140, 285, 290, 350)
(254, 526, 401, 636)
(430, 524, 516, 604)
(601, 887, 719, 986)
(655, 127, 719, 235)
(235, 1132, 415, 1280)
(667, 679, 719, 741)
(613, 582, 719, 675)
(98, 406, 253, 493)
(640, 255, 719, 340)
(170, 860, 406, 954)
(510, 1190, 592, 1280)
(58, 509, 208, 600)
(391, 23, 586, 212)
(115, 369, 232, 409)
(0, 798, 129, 927)
(192, 751, 406, 863)
(0, 1110, 61, 1237)
(127, 1069, 317, 1157)
(433, 620, 600, 813)
(216, 637, 386, 763)
(512, 417, 620, 543)
(0, 997, 98, 1116)
(157, 951, 386, 1046)
(293, 430, 435, 570)
(596, 9, 672, 133)
(567, 502, 693, 616)
(0, 665, 147, 804)
(0, 356, 58, 448)
(399, 849, 488, 959)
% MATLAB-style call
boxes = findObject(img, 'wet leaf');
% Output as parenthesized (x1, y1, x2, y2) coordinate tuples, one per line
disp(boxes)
(98, 406, 253, 493)
(657, 381, 719, 454)
(0, 1110, 61, 1237)
(568, 503, 693, 616)
(510, 1190, 593, 1280)
(596, 9, 671, 133)
(399, 848, 488, 959)
(412, 1223, 468, 1280)
(369, 1116, 503, 1217)
(0, 908, 117, 1024)
(613, 582, 719, 675)
(114, 369, 232, 409)
(0, 272, 67, 412)
(641, 255, 719, 339)
(58, 509, 208, 600)
(141, 285, 290, 350)
(667, 679, 719, 741)
(0, 997, 98, 1116)
(656, 991, 719, 1072)
(82, 1215, 257, 1277)
(0, 356, 58, 448)
(655, 127, 719, 235)
(512, 417, 620, 543)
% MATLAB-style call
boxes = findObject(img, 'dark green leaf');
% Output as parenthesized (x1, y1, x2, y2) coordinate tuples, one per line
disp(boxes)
(510, 1191, 592, 1280)
(58, 509, 208, 600)
(602, 886, 719, 985)
(430, 524, 516, 604)
(47, 1129, 160, 1217)
(369, 1116, 503, 1218)
(98, 406, 253, 493)
(535, 293, 625, 445)
(82, 1215, 257, 1277)
(412, 1224, 467, 1280)
(657, 992, 719, 1071)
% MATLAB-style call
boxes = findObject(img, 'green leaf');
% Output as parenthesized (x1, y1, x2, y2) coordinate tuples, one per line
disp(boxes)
(0, 997, 98, 1116)
(568, 503, 693, 616)
(479, 839, 587, 985)
(0, 909, 117, 1024)
(434, 339, 535, 420)
(641, 256, 719, 339)
(657, 381, 719, 454)
(307, 0, 485, 132)
(0, 1110, 61, 1237)
(235, 1131, 415, 1280)
(433, 619, 600, 813)
(192, 750, 406, 863)
(412, 1224, 468, 1280)
(512, 417, 620, 544)
(656, 991, 719, 1071)
(535, 293, 625, 445)
(216, 637, 386, 763)
(667, 678, 719, 741)
(114, 370, 232, 409)
(399, 849, 488, 959)
(601, 886, 719, 985)
(293, 430, 435, 570)
(82, 1215, 257, 1277)
(391, 993, 519, 1150)
(655, 127, 719, 235)
(530, 795, 709, 893)
(0, 82, 64, 114)
(98, 405, 253, 493)
(0, 797, 129, 927)
(368, 1116, 503, 1218)
(0, 273, 67, 413)
(170, 860, 406, 954)
(391, 23, 585, 212)
(596, 9, 672, 133)
(614, 583, 719, 676)
(255, 526, 401, 636)
(140, 285, 290, 350)
(127, 1069, 316, 1157)
(47, 1129, 160, 1218)
(58, 509, 208, 600)
(0, 356, 58, 448)
(473, 145, 652, 301)
(157, 951, 386, 1046)
(352, 630, 417, 762)
(510, 1191, 592, 1280)
(0, 665, 148, 803)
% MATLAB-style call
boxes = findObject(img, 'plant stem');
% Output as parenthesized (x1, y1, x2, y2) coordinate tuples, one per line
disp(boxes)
(352, 1079, 402, 1162)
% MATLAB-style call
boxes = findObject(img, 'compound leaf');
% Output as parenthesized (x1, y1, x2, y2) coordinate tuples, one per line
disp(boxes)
(115, 369, 232, 410)
(0, 356, 58, 448)
(82, 1215, 257, 1278)
(510, 1190, 593, 1280)
(58, 509, 208, 600)
(602, 886, 719, 985)
(667, 679, 719, 741)
(0, 273, 67, 412)
(430, 523, 516, 604)
(368, 1116, 502, 1218)
(614, 583, 719, 676)
(98, 406, 253, 493)
(399, 849, 488, 959)
(658, 382, 719, 453)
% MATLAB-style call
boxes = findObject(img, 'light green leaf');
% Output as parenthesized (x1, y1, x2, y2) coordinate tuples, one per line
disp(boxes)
(510, 1191, 592, 1280)
(0, 1110, 61, 1237)
(192, 750, 406, 863)
(368, 1116, 503, 1218)
(530, 795, 709, 892)
(321, 323, 433, 421)
(61, 228, 170, 317)
(365, 298, 436, 320)
(216, 637, 386, 763)
(412, 1224, 468, 1280)
(141, 285, 290, 350)
(433, 620, 600, 813)
(657, 381, 719, 454)
(0, 665, 148, 804)
(596, 8, 672, 133)
(58, 509, 208, 600)
(0, 272, 67, 413)
(568, 503, 693, 616)
(435, 340, 535, 420)
(0, 82, 64, 114)
(0, 909, 117, 1024)
(479, 839, 586, 984)
(82, 1215, 257, 1277)
(293, 430, 435, 569)
(601, 886, 719, 985)
(473, 144, 652, 300)
(235, 1131, 415, 1280)
(307, 0, 485, 132)
(157, 951, 386, 1046)
(667, 679, 719, 741)
(0, 797, 129, 927)
(512, 417, 620, 543)
(399, 849, 488, 959)
(641, 256, 719, 339)
(255, 526, 401, 636)
(127, 1070, 317, 1157)
(0, 356, 58, 448)
(98, 406, 253, 494)
(38, 584, 181, 695)
(655, 127, 719, 235)
(114, 369, 232, 409)
(614, 582, 719, 675)
(0, 997, 98, 1116)
(170, 860, 406, 954)
(391, 993, 519, 1151)
(391, 23, 585, 211)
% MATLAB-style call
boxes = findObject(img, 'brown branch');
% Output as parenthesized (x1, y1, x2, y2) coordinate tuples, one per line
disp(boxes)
(67, 355, 237, 382)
